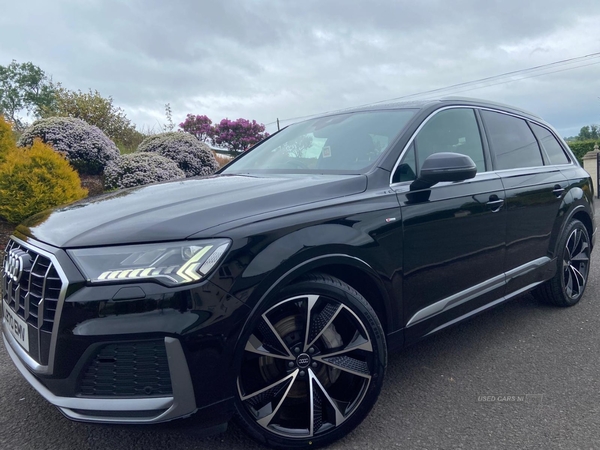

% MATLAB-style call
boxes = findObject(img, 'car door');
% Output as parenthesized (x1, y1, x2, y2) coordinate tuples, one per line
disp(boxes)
(479, 110, 569, 295)
(392, 107, 507, 342)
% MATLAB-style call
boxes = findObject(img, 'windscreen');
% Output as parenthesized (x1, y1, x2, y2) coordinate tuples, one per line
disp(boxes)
(223, 109, 417, 174)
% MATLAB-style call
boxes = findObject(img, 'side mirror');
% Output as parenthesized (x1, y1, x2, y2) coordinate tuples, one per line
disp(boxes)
(410, 152, 477, 191)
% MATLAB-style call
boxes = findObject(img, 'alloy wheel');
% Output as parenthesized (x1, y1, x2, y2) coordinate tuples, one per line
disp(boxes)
(563, 227, 590, 299)
(237, 294, 375, 439)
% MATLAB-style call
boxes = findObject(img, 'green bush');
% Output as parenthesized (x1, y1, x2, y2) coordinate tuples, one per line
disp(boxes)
(0, 139, 87, 224)
(566, 140, 600, 164)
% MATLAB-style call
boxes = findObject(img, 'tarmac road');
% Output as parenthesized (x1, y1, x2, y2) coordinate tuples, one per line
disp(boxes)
(2, 209, 600, 449)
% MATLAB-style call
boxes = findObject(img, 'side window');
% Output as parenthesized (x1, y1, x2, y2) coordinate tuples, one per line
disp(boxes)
(392, 109, 485, 183)
(530, 123, 570, 165)
(481, 110, 543, 170)
(393, 142, 416, 183)
(415, 108, 485, 173)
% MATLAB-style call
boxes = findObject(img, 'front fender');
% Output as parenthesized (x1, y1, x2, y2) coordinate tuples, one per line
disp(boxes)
(205, 192, 405, 342)
(212, 223, 398, 333)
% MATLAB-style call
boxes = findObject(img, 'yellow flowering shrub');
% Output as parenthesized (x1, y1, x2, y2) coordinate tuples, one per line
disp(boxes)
(0, 139, 87, 224)
(0, 115, 15, 161)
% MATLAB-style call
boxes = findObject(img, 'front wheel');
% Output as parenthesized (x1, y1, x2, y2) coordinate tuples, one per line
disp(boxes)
(234, 273, 387, 449)
(535, 219, 591, 307)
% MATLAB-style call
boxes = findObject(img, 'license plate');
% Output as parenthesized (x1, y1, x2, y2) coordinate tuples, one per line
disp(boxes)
(3, 300, 29, 352)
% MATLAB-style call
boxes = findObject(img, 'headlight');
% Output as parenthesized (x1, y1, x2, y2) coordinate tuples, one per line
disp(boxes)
(68, 239, 230, 286)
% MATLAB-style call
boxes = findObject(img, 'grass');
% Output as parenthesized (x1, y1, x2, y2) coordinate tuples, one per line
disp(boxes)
(116, 143, 137, 155)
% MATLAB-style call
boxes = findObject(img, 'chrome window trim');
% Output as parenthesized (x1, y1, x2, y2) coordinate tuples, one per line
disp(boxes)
(494, 165, 553, 174)
(389, 105, 576, 187)
(2, 235, 69, 375)
(390, 170, 502, 192)
(389, 105, 489, 186)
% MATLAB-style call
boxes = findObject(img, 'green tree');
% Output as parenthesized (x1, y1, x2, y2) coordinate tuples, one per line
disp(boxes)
(0, 60, 55, 130)
(41, 86, 144, 151)
(577, 125, 599, 141)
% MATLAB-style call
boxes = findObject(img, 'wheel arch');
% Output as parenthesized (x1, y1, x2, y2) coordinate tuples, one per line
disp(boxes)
(572, 209, 594, 247)
(299, 264, 390, 335)
(244, 254, 394, 336)
(548, 187, 595, 258)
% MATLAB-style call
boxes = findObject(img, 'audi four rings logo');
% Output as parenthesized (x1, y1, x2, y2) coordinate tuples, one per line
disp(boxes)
(3, 249, 31, 283)
(297, 354, 310, 368)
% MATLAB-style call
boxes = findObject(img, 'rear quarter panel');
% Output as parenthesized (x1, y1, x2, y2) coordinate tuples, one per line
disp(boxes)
(548, 166, 595, 257)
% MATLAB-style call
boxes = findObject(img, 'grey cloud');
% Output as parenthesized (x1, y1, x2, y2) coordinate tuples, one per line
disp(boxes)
(0, 0, 598, 137)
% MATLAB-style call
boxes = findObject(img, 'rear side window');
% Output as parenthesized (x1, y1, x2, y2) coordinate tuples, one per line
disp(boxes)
(530, 123, 570, 165)
(481, 110, 543, 170)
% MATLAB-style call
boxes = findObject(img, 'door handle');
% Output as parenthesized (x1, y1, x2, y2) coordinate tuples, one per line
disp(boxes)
(487, 195, 504, 212)
(552, 184, 565, 197)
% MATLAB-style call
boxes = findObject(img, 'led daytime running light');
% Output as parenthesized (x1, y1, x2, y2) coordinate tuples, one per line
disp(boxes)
(97, 246, 213, 283)
(70, 239, 230, 286)
(175, 245, 212, 282)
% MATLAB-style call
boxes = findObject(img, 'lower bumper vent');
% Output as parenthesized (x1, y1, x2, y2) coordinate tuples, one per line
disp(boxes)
(78, 340, 173, 397)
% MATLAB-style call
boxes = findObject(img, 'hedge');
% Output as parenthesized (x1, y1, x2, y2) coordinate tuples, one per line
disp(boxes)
(565, 140, 600, 164)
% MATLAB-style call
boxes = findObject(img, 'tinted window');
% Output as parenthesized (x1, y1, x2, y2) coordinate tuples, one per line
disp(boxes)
(223, 110, 416, 174)
(415, 108, 485, 174)
(393, 142, 416, 183)
(530, 123, 569, 165)
(481, 110, 543, 170)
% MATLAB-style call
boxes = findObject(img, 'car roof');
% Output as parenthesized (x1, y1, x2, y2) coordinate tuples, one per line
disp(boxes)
(311, 97, 543, 122)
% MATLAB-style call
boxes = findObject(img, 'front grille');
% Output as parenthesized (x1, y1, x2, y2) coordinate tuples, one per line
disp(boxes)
(78, 341, 173, 397)
(2, 239, 65, 365)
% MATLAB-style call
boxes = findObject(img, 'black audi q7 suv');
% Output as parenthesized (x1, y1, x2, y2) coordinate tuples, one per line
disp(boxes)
(2, 98, 595, 448)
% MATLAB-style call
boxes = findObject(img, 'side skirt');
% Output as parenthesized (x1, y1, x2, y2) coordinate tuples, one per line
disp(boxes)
(403, 256, 555, 338)
(423, 280, 545, 337)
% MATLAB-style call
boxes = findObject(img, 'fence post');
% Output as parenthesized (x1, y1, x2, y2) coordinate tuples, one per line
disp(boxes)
(582, 145, 600, 198)
(597, 145, 600, 199)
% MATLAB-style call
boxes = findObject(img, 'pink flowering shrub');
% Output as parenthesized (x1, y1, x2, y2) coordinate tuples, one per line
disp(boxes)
(213, 118, 269, 152)
(104, 153, 185, 190)
(179, 114, 214, 145)
(179, 115, 269, 153)
(17, 117, 120, 174)
(137, 132, 219, 177)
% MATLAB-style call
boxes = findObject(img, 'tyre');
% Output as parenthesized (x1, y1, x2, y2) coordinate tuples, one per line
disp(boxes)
(234, 273, 387, 449)
(535, 219, 591, 307)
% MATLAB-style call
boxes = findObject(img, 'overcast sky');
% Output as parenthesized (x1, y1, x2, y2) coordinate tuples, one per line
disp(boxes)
(1, 0, 599, 137)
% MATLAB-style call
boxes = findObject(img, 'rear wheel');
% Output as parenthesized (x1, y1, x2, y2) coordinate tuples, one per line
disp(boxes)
(234, 273, 386, 449)
(535, 219, 591, 307)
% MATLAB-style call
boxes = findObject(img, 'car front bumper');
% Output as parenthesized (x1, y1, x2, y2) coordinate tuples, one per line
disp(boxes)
(2, 328, 196, 424)
(2, 235, 249, 427)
